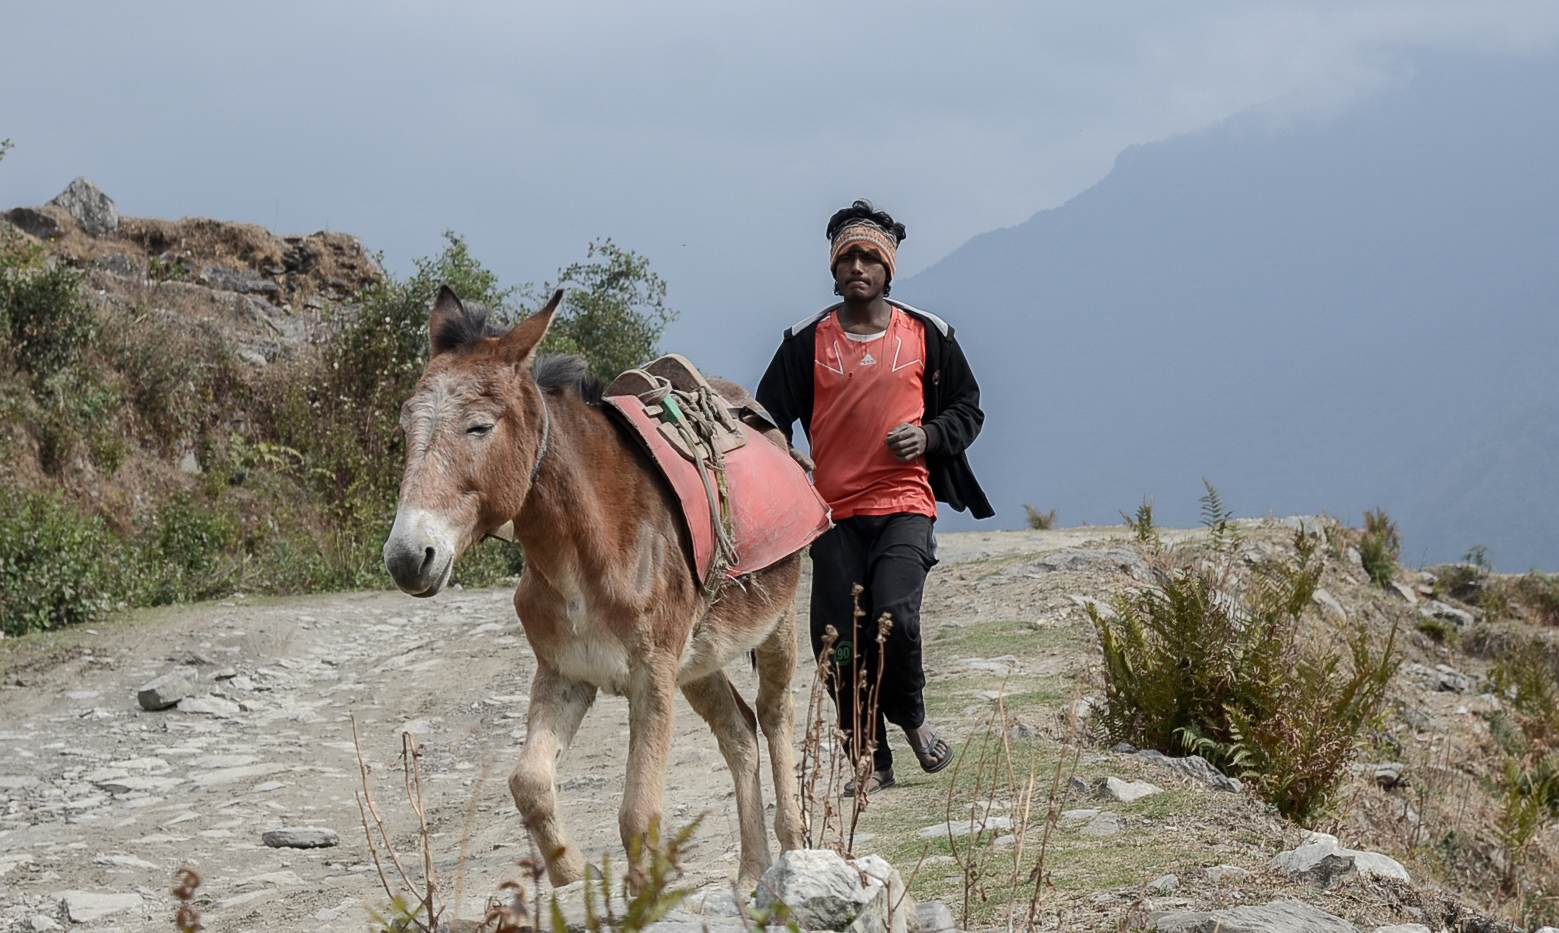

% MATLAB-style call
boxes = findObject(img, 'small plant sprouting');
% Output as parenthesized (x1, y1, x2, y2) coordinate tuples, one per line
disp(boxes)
(1121, 495, 1159, 549)
(1022, 505, 1057, 530)
(1199, 479, 1238, 551)
(1359, 508, 1401, 587)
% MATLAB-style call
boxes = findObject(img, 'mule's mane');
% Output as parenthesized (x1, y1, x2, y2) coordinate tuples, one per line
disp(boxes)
(432, 300, 508, 351)
(534, 353, 604, 404)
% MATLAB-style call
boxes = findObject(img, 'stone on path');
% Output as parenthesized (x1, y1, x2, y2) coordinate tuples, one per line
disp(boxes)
(262, 827, 339, 849)
(179, 694, 242, 716)
(27, 915, 62, 932)
(1132, 749, 1243, 793)
(1153, 899, 1358, 933)
(1200, 864, 1252, 883)
(1147, 874, 1178, 893)
(917, 816, 1013, 839)
(917, 901, 955, 933)
(1098, 776, 1163, 802)
(57, 891, 143, 923)
(1079, 811, 1120, 836)
(756, 849, 909, 933)
(1270, 832, 1409, 887)
(137, 670, 196, 710)
(1374, 925, 1431, 933)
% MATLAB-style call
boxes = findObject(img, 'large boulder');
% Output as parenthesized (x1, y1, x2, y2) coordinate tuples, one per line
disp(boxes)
(1153, 899, 1358, 933)
(1270, 833, 1409, 888)
(1, 205, 67, 239)
(756, 849, 911, 933)
(1132, 749, 1244, 793)
(48, 177, 119, 236)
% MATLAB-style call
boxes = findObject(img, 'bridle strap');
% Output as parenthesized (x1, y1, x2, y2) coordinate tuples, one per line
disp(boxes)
(529, 391, 551, 486)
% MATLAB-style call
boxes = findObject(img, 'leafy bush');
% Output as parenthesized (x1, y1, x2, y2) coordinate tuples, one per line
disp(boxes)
(537, 238, 678, 384)
(1515, 571, 1559, 627)
(1093, 531, 1399, 824)
(1022, 505, 1056, 530)
(1359, 508, 1400, 586)
(1, 256, 95, 386)
(1120, 495, 1160, 549)
(0, 486, 121, 635)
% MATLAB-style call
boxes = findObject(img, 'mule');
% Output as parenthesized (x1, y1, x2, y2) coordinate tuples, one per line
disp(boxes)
(382, 286, 804, 886)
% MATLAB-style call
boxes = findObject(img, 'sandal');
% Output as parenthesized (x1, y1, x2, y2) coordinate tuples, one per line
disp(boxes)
(843, 767, 896, 797)
(906, 722, 954, 774)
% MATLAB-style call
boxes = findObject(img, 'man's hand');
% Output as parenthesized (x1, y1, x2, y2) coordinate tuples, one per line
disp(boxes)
(885, 423, 928, 462)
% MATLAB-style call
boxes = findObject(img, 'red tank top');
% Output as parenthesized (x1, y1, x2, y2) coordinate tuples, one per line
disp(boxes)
(810, 309, 937, 519)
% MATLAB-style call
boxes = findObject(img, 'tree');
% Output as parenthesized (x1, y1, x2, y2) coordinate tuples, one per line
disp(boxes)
(531, 238, 678, 383)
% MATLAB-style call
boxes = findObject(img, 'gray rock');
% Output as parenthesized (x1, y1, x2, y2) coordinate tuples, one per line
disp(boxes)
(1420, 600, 1475, 630)
(27, 915, 63, 932)
(1280, 516, 1328, 539)
(1373, 763, 1405, 788)
(1132, 749, 1243, 793)
(200, 264, 280, 295)
(94, 252, 138, 277)
(1110, 741, 1138, 754)
(57, 891, 143, 923)
(854, 854, 911, 933)
(1373, 925, 1431, 933)
(261, 827, 339, 848)
(137, 670, 196, 710)
(1312, 588, 1348, 619)
(1068, 776, 1090, 795)
(682, 886, 742, 918)
(916, 901, 955, 933)
(1346, 546, 1363, 568)
(1532, 927, 1559, 933)
(1061, 808, 1100, 821)
(1147, 874, 1178, 893)
(756, 849, 895, 933)
(1098, 776, 1164, 802)
(1200, 864, 1251, 883)
(1153, 899, 1358, 933)
(1270, 832, 1409, 888)
(1079, 812, 1120, 836)
(1011, 548, 1153, 582)
(1433, 664, 1474, 694)
(917, 816, 1013, 839)
(1390, 582, 1419, 605)
(3, 206, 64, 239)
(48, 177, 119, 236)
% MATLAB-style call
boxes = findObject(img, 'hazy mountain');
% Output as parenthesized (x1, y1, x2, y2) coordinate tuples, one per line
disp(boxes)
(899, 51, 1559, 570)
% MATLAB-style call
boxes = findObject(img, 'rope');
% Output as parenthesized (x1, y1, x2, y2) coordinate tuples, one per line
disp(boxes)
(636, 376, 740, 596)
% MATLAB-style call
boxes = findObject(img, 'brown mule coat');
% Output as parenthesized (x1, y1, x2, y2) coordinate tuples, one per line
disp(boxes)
(383, 287, 803, 885)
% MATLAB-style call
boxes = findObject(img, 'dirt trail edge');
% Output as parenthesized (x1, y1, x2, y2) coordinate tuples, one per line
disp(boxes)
(0, 524, 1454, 932)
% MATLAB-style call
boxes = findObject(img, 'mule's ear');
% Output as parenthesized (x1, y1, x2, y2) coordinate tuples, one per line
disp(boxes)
(499, 289, 565, 365)
(429, 285, 468, 358)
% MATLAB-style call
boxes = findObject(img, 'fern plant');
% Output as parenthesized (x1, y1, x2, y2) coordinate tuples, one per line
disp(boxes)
(1092, 529, 1399, 824)
(1199, 479, 1238, 552)
(1359, 509, 1400, 587)
(1120, 495, 1160, 550)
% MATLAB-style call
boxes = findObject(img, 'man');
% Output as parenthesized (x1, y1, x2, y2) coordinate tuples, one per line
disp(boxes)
(757, 199, 993, 795)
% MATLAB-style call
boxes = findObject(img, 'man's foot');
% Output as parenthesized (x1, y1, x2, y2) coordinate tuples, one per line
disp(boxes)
(905, 722, 954, 773)
(843, 767, 895, 797)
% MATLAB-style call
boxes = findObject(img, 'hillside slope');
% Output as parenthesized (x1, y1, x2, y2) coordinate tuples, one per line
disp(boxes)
(900, 50, 1559, 571)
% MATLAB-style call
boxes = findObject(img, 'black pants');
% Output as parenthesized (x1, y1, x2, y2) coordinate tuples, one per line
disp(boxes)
(809, 513, 937, 771)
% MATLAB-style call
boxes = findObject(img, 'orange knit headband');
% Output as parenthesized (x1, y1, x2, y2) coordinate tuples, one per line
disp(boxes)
(829, 221, 898, 280)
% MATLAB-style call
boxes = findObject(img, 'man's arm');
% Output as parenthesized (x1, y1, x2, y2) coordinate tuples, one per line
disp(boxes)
(923, 336, 984, 456)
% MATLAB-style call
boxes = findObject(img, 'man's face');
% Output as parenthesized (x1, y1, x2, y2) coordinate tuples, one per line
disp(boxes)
(832, 246, 888, 302)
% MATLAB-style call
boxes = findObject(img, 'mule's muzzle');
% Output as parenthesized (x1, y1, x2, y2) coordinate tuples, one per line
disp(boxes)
(383, 510, 457, 597)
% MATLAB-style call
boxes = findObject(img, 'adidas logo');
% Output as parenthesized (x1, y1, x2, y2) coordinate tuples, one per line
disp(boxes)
(860, 352, 877, 365)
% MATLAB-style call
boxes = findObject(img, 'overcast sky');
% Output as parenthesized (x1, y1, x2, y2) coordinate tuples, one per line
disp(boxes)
(4, 1, 1558, 391)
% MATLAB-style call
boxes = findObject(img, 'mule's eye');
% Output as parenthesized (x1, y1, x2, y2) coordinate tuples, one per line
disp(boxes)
(466, 423, 495, 437)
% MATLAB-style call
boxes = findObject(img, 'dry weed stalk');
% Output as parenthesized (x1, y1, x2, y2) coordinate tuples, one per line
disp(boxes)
(351, 712, 445, 932)
(172, 866, 202, 933)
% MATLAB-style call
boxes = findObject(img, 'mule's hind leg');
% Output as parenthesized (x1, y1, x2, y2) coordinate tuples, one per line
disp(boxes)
(755, 606, 803, 851)
(681, 671, 770, 884)
(509, 663, 597, 886)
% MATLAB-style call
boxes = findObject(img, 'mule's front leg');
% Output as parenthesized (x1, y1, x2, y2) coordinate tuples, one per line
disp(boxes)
(509, 663, 596, 886)
(621, 653, 678, 885)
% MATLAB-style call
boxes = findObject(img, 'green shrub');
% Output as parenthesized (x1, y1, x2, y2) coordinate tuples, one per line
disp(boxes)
(1199, 479, 1238, 551)
(1120, 495, 1159, 549)
(142, 494, 241, 604)
(1359, 508, 1400, 586)
(0, 486, 120, 635)
(1, 259, 95, 386)
(1093, 531, 1399, 824)
(1022, 505, 1056, 530)
(1515, 570, 1559, 627)
(537, 238, 678, 384)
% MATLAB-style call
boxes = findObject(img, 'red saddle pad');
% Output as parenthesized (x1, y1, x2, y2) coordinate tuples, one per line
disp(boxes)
(604, 394, 831, 586)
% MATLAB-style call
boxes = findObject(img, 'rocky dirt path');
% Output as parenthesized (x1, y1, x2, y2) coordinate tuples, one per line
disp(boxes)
(0, 528, 1141, 933)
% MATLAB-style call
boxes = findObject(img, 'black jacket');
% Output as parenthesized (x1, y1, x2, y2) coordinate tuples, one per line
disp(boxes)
(756, 299, 994, 519)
